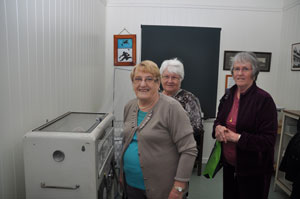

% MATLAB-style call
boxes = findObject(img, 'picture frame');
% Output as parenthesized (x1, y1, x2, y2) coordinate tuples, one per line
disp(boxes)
(225, 74, 235, 91)
(114, 34, 136, 66)
(291, 43, 300, 71)
(223, 51, 272, 72)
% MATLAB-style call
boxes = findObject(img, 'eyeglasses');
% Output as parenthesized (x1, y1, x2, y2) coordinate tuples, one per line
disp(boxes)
(133, 77, 157, 84)
(162, 75, 181, 81)
(233, 67, 252, 72)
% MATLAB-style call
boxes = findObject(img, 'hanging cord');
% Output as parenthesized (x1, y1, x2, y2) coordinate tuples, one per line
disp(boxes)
(118, 27, 131, 35)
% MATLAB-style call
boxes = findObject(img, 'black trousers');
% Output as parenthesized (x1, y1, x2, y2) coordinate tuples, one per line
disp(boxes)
(291, 172, 300, 199)
(125, 184, 147, 199)
(223, 163, 272, 199)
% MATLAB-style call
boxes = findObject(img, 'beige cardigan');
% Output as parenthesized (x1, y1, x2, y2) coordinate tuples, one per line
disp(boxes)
(120, 93, 197, 199)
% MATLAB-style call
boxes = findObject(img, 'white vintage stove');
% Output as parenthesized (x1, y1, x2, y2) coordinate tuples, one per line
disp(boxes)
(23, 112, 117, 199)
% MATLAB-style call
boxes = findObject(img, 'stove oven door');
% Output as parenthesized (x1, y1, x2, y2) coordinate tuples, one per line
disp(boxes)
(24, 134, 98, 199)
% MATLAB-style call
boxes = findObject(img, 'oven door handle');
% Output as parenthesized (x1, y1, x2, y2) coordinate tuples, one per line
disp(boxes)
(41, 182, 80, 190)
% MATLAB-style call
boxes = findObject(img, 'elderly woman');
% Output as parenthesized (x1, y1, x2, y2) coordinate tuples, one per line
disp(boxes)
(160, 58, 204, 174)
(120, 60, 197, 199)
(213, 52, 277, 199)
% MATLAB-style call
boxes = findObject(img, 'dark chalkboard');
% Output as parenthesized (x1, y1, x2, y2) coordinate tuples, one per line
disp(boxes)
(141, 25, 221, 119)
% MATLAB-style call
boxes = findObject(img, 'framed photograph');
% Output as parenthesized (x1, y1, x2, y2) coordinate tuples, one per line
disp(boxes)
(291, 43, 300, 71)
(223, 51, 238, 71)
(255, 52, 272, 72)
(223, 51, 272, 72)
(114, 34, 136, 66)
(225, 74, 235, 91)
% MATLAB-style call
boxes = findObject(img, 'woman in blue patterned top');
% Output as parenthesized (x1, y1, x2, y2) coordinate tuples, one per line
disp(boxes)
(160, 58, 204, 137)
(160, 58, 204, 173)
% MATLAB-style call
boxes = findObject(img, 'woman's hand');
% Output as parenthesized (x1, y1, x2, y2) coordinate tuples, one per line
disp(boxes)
(224, 129, 241, 143)
(215, 125, 228, 143)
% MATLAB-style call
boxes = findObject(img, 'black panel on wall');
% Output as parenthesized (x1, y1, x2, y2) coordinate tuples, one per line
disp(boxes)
(141, 25, 221, 119)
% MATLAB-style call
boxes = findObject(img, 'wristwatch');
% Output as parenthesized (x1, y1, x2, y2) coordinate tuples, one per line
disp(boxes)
(174, 186, 184, 193)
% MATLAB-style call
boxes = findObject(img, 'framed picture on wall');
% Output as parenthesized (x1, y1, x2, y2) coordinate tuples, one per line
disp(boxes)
(114, 34, 136, 66)
(291, 42, 300, 71)
(223, 51, 272, 72)
(255, 52, 272, 72)
(223, 51, 237, 71)
(225, 74, 235, 91)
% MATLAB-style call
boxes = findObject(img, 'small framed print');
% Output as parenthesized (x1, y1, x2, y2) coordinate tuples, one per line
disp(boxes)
(225, 74, 235, 91)
(114, 34, 136, 66)
(223, 51, 237, 71)
(255, 52, 272, 72)
(291, 42, 300, 71)
(223, 51, 272, 72)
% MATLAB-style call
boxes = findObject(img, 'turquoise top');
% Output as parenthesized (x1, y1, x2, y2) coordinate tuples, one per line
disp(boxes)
(123, 110, 147, 190)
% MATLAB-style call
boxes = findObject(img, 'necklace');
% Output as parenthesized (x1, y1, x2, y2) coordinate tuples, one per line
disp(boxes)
(138, 96, 158, 111)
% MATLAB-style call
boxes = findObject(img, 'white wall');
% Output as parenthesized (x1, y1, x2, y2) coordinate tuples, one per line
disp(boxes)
(276, 0, 300, 109)
(104, 0, 284, 162)
(0, 0, 106, 198)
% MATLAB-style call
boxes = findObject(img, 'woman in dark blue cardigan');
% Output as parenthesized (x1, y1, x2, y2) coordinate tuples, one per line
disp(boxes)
(213, 52, 277, 199)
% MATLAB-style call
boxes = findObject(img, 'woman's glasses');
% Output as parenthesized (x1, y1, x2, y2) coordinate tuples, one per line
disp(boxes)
(133, 77, 157, 84)
(232, 67, 252, 72)
(162, 75, 181, 81)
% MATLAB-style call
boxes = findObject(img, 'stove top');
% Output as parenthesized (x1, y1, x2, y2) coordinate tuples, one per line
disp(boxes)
(33, 112, 108, 133)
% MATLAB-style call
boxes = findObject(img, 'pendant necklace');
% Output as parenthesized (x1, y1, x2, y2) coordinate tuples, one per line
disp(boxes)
(138, 97, 157, 111)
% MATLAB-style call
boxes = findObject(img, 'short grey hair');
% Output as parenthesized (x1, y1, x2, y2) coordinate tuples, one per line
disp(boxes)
(160, 58, 184, 80)
(230, 52, 260, 81)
